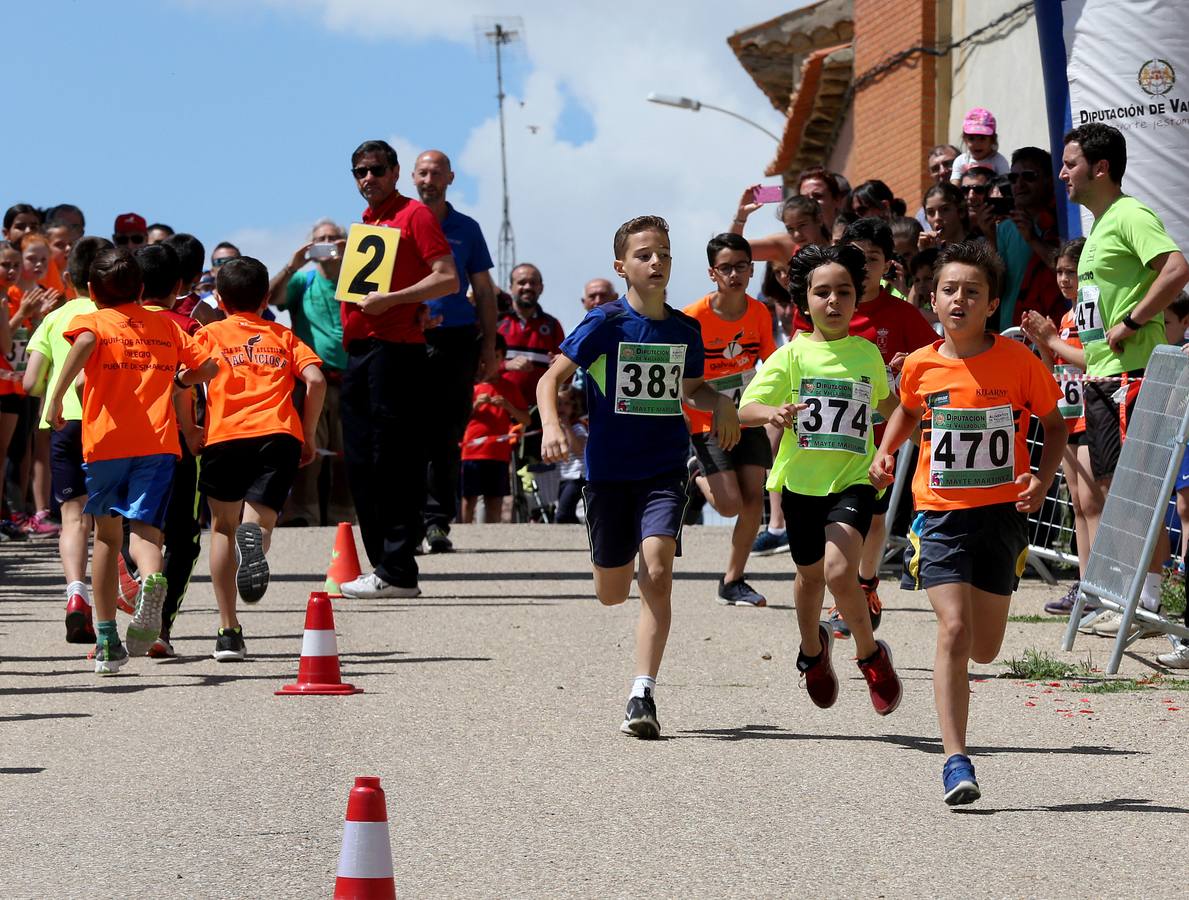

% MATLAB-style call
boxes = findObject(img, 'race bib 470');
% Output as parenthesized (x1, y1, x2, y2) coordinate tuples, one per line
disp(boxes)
(929, 405, 1015, 488)
(614, 342, 684, 415)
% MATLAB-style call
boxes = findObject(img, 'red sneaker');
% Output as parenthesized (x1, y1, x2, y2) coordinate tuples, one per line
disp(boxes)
(858, 640, 903, 716)
(116, 553, 139, 616)
(64, 592, 95, 644)
(23, 509, 60, 539)
(796, 623, 838, 709)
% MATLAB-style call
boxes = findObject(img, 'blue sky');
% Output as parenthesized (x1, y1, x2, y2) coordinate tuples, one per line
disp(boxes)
(4, 1, 793, 333)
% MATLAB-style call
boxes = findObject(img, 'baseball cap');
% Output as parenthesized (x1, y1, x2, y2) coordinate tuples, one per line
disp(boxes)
(962, 107, 996, 136)
(113, 212, 148, 234)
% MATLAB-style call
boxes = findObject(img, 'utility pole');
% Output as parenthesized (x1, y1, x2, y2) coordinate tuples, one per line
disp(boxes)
(479, 19, 522, 288)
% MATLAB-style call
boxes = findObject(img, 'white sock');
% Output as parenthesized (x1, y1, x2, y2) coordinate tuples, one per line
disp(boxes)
(767, 526, 787, 536)
(66, 581, 90, 605)
(1139, 572, 1162, 612)
(630, 675, 656, 699)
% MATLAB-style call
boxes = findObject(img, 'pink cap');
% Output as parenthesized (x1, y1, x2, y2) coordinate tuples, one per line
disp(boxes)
(963, 107, 996, 136)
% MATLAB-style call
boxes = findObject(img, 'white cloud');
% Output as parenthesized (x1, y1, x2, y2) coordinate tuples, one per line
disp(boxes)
(237, 1, 799, 334)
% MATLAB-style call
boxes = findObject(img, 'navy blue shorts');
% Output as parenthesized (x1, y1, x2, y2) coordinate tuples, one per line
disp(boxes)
(461, 459, 511, 498)
(51, 420, 87, 504)
(902, 502, 1028, 595)
(84, 453, 176, 529)
(199, 434, 302, 512)
(582, 470, 687, 568)
(1176, 446, 1189, 493)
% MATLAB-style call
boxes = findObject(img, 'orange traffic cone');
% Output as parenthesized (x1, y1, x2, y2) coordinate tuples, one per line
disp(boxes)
(334, 777, 396, 900)
(275, 592, 361, 696)
(326, 522, 362, 594)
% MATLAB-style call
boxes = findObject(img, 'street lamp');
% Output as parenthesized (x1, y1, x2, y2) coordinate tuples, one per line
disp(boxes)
(647, 92, 781, 142)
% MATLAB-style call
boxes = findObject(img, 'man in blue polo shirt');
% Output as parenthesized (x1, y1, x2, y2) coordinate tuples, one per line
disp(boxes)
(412, 149, 499, 552)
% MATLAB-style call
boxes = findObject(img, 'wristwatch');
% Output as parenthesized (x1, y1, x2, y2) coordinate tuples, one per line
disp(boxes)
(1121, 313, 1142, 331)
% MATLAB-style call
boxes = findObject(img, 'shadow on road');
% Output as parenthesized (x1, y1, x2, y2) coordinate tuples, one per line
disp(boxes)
(0, 712, 91, 723)
(952, 797, 1189, 815)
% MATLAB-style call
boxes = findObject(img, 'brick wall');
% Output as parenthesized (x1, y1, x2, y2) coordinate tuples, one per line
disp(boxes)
(850, 0, 936, 211)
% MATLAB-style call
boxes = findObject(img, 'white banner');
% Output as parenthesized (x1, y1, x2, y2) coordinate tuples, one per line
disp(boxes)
(1063, 0, 1189, 252)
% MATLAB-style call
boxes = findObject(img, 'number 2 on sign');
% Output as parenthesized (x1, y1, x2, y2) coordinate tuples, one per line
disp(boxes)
(335, 223, 400, 303)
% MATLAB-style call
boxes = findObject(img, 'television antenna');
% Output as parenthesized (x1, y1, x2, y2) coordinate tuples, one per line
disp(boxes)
(475, 16, 524, 287)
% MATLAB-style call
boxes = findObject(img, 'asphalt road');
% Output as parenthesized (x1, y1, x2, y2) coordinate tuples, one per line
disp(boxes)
(2, 525, 1186, 898)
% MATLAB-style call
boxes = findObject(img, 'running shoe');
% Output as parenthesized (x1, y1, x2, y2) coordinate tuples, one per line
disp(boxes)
(426, 525, 454, 554)
(1044, 582, 1086, 616)
(857, 640, 902, 716)
(860, 576, 883, 631)
(1157, 639, 1189, 669)
(234, 522, 269, 604)
(620, 689, 660, 740)
(0, 518, 28, 542)
(94, 639, 129, 675)
(341, 572, 421, 599)
(116, 553, 139, 616)
(686, 454, 703, 485)
(751, 529, 789, 557)
(717, 578, 767, 607)
(942, 753, 981, 806)
(796, 623, 838, 709)
(22, 509, 60, 539)
(147, 638, 176, 659)
(213, 626, 247, 662)
(64, 591, 95, 644)
(1093, 609, 1163, 639)
(828, 606, 851, 639)
(126, 573, 168, 656)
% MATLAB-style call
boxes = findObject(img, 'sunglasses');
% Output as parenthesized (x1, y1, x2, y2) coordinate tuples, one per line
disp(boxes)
(963, 184, 990, 195)
(114, 233, 145, 246)
(1006, 170, 1040, 183)
(352, 164, 389, 179)
(212, 256, 236, 267)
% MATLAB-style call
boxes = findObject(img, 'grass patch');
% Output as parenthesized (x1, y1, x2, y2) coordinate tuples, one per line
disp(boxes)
(1081, 674, 1189, 694)
(1001, 648, 1093, 680)
(1161, 572, 1186, 617)
(1007, 614, 1065, 624)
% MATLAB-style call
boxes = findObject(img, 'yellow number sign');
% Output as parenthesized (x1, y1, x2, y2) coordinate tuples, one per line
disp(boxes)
(335, 223, 401, 303)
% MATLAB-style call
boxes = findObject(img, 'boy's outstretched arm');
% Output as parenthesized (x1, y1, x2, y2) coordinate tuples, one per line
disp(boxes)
(870, 403, 923, 489)
(47, 332, 96, 429)
(537, 354, 579, 463)
(297, 363, 326, 467)
(684, 378, 740, 450)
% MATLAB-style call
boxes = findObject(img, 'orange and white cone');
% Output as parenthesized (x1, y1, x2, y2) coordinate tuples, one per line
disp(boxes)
(326, 522, 363, 594)
(275, 592, 361, 696)
(334, 776, 396, 900)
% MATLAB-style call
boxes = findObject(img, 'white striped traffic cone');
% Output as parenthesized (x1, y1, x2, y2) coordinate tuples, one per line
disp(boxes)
(334, 776, 396, 899)
(275, 591, 361, 695)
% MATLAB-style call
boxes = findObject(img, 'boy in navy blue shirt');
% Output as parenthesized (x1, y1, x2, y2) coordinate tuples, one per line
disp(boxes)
(538, 215, 741, 739)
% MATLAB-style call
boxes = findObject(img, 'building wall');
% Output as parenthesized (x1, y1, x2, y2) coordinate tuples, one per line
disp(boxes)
(946, 0, 1048, 160)
(849, 0, 937, 206)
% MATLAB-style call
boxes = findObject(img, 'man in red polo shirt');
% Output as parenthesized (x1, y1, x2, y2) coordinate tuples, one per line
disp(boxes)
(338, 140, 459, 599)
(497, 263, 565, 401)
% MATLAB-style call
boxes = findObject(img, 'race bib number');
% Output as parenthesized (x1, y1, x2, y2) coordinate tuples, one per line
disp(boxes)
(335, 223, 400, 303)
(614, 342, 684, 415)
(796, 377, 871, 454)
(1075, 285, 1104, 345)
(706, 368, 756, 408)
(1055, 365, 1083, 419)
(6, 325, 30, 373)
(929, 405, 1015, 489)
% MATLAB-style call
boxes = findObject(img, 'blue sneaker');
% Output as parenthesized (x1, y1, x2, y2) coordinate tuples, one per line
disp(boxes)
(942, 753, 981, 806)
(752, 529, 789, 556)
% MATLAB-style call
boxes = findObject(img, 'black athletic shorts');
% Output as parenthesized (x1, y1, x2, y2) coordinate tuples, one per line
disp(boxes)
(199, 434, 302, 512)
(51, 420, 87, 504)
(461, 459, 511, 498)
(0, 392, 20, 414)
(690, 426, 773, 476)
(901, 502, 1028, 595)
(1084, 373, 1142, 481)
(781, 484, 876, 567)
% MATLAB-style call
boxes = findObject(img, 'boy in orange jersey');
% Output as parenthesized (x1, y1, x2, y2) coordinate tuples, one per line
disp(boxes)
(194, 257, 324, 661)
(47, 248, 217, 674)
(871, 241, 1066, 805)
(685, 233, 775, 606)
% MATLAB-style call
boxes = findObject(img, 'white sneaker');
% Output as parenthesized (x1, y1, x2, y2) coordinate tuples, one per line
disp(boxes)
(1093, 609, 1163, 638)
(340, 572, 421, 599)
(1156, 640, 1189, 669)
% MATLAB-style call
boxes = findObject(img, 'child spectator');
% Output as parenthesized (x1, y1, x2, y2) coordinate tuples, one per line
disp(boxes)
(740, 243, 903, 717)
(0, 241, 29, 541)
(872, 241, 1066, 805)
(22, 236, 112, 640)
(537, 214, 740, 739)
(460, 333, 530, 524)
(951, 107, 1010, 182)
(553, 385, 587, 524)
(193, 257, 325, 661)
(47, 248, 217, 673)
